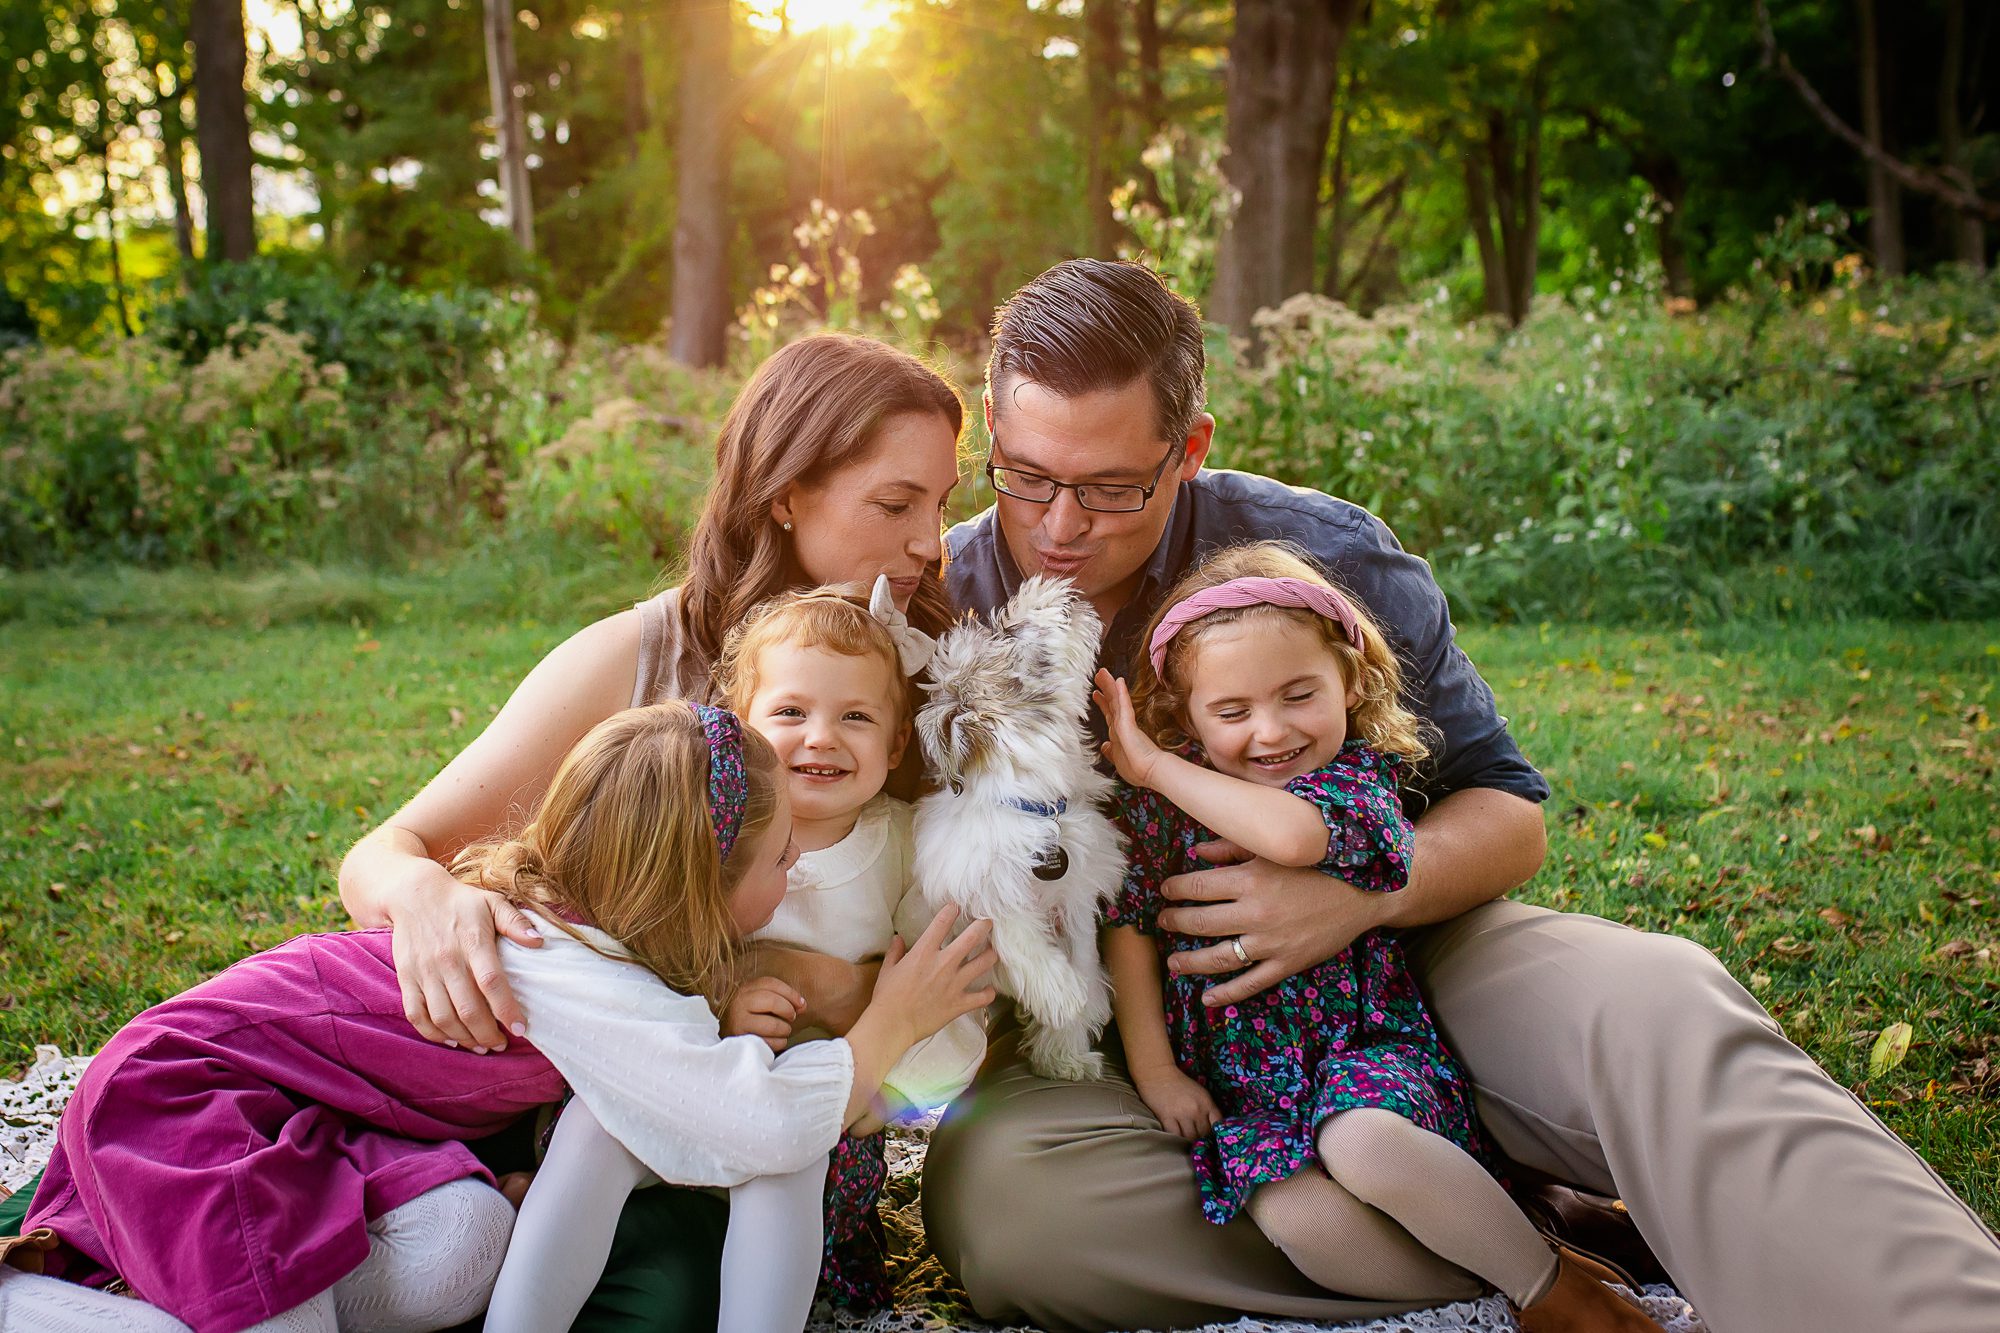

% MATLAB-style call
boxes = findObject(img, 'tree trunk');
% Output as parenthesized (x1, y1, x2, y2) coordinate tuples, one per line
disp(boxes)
(1212, 0, 1362, 340)
(1648, 160, 1694, 299)
(1856, 0, 1903, 275)
(158, 83, 197, 263)
(623, 45, 649, 163)
(483, 0, 535, 254)
(1464, 63, 1544, 326)
(96, 148, 132, 337)
(1320, 62, 1353, 296)
(1134, 0, 1165, 207)
(1463, 152, 1509, 319)
(191, 0, 256, 262)
(1939, 0, 1987, 270)
(668, 0, 734, 368)
(1084, 0, 1125, 255)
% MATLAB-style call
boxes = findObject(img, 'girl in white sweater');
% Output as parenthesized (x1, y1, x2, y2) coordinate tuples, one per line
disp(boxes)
(712, 579, 985, 1308)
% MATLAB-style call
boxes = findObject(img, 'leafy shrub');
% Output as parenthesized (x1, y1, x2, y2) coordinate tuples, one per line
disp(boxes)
(1208, 261, 2000, 622)
(0, 269, 578, 567)
(6, 234, 1997, 624)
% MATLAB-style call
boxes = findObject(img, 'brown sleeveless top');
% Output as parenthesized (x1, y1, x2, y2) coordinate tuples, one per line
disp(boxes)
(630, 587, 713, 708)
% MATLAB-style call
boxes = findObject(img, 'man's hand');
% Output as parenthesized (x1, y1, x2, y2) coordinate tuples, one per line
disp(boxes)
(743, 945, 878, 1035)
(1157, 841, 1392, 1009)
(723, 976, 805, 1052)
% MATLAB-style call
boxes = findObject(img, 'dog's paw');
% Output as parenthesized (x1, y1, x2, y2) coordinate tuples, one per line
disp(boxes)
(1023, 1024, 1105, 1082)
(1029, 1046, 1106, 1083)
(1004, 953, 1089, 1027)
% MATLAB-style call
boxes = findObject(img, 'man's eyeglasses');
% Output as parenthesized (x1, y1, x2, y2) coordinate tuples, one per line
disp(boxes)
(985, 434, 1180, 514)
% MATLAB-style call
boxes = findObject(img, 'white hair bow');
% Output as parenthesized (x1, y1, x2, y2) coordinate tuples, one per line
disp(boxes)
(869, 574, 938, 677)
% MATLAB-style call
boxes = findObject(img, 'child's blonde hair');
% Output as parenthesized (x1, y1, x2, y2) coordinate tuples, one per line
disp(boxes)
(450, 701, 782, 999)
(713, 586, 915, 730)
(1132, 542, 1435, 765)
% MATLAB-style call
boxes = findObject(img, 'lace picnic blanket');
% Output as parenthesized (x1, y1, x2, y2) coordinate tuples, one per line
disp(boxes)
(3, 1049, 1706, 1333)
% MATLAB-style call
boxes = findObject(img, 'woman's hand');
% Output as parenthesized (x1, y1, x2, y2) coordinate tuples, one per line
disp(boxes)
(1133, 1065, 1222, 1140)
(384, 860, 545, 1052)
(867, 907, 997, 1047)
(1092, 669, 1166, 790)
(723, 976, 805, 1052)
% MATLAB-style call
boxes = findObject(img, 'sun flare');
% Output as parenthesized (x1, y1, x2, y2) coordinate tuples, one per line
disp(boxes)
(745, 0, 899, 43)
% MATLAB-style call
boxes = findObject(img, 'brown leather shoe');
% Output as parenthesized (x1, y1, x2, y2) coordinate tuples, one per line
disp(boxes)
(1521, 1184, 1672, 1288)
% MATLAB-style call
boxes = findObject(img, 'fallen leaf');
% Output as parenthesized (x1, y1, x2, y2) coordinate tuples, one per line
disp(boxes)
(1869, 1022, 1914, 1077)
(1818, 907, 1854, 928)
(163, 929, 186, 945)
(1936, 940, 1975, 960)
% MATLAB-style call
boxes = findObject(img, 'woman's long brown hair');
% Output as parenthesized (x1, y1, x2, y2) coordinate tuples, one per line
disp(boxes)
(675, 333, 964, 675)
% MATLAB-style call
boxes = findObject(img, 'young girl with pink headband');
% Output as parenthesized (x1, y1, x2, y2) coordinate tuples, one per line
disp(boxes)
(1093, 542, 1659, 1333)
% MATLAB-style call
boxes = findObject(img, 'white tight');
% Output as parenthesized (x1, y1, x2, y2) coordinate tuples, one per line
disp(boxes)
(483, 1099, 830, 1333)
(1247, 1108, 1560, 1308)
(0, 1177, 514, 1333)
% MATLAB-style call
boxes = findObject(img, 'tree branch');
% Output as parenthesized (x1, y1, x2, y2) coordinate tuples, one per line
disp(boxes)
(1754, 0, 2000, 222)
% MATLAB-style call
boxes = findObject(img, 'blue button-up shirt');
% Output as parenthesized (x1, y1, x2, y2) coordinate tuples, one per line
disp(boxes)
(945, 467, 1548, 813)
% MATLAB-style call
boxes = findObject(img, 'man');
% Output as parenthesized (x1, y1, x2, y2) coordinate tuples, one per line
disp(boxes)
(925, 258, 2000, 1332)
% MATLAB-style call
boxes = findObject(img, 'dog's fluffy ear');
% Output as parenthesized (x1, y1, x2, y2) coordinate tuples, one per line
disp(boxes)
(943, 710, 997, 788)
(999, 575, 1102, 690)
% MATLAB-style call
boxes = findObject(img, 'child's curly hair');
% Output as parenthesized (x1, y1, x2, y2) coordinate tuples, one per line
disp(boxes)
(1130, 542, 1436, 766)
(447, 701, 782, 1001)
(711, 584, 916, 733)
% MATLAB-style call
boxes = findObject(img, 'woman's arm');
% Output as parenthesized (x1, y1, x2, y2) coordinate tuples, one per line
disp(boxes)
(1092, 670, 1328, 867)
(337, 608, 644, 1050)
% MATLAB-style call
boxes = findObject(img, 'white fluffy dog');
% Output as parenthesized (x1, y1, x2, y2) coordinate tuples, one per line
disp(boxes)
(913, 575, 1125, 1081)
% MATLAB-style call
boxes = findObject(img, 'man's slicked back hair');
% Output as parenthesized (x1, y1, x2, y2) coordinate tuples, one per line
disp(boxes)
(987, 259, 1206, 445)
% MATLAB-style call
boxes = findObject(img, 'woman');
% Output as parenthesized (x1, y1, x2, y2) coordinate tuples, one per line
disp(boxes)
(336, 331, 963, 1331)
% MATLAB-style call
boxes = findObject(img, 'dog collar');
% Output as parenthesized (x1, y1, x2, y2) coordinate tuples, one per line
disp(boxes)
(1007, 797, 1068, 819)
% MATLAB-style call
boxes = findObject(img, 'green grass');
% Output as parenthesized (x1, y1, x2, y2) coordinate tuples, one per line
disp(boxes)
(2, 568, 1995, 1227)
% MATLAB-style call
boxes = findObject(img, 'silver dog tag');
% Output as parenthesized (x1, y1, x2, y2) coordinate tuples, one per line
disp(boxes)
(1033, 845, 1070, 881)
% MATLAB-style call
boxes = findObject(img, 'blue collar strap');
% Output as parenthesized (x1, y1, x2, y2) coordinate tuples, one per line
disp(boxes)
(1007, 797, 1068, 819)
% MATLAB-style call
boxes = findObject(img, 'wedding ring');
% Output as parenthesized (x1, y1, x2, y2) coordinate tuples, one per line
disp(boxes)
(1230, 938, 1250, 966)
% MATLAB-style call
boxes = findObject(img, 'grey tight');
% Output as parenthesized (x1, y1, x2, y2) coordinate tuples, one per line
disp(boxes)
(1247, 1108, 1559, 1308)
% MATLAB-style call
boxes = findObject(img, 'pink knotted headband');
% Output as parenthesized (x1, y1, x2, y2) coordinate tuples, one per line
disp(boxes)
(1147, 576, 1365, 678)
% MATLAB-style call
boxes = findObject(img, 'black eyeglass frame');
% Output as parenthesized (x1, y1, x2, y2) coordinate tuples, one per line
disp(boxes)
(984, 432, 1182, 514)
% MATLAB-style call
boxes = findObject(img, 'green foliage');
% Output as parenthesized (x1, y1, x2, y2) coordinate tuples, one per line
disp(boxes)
(1209, 265, 2000, 622)
(0, 269, 571, 567)
(7, 228, 1997, 627)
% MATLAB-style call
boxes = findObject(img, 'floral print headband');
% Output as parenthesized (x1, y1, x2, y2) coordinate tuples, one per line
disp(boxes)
(692, 703, 749, 862)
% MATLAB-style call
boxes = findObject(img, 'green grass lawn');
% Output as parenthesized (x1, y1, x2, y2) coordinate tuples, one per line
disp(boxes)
(2, 570, 1995, 1226)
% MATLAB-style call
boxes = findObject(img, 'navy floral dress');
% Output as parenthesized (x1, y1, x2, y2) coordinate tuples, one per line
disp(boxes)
(819, 1130, 891, 1307)
(1107, 740, 1493, 1225)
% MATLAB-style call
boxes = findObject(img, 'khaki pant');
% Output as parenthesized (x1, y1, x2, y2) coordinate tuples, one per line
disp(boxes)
(921, 900, 2000, 1333)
